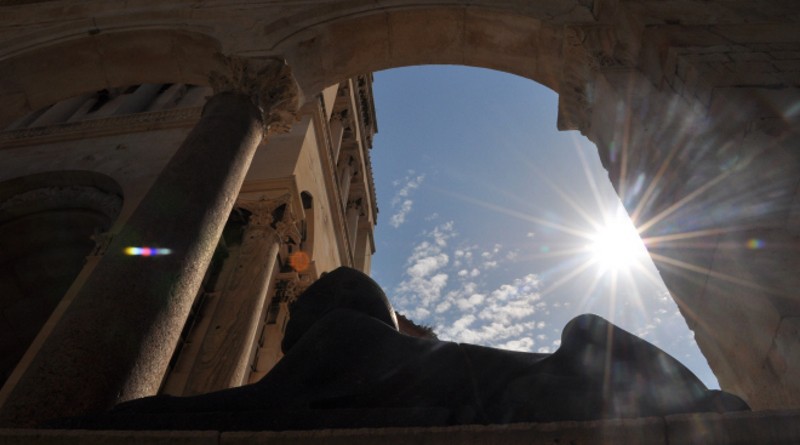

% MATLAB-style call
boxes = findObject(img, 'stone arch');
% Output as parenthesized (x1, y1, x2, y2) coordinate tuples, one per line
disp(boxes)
(274, 5, 566, 101)
(0, 0, 797, 411)
(0, 171, 123, 387)
(0, 4, 576, 127)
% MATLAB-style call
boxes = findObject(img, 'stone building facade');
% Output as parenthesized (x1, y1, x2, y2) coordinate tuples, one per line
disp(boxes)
(0, 0, 800, 442)
(0, 73, 380, 424)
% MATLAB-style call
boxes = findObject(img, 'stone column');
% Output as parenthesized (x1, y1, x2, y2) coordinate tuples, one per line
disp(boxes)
(338, 154, 356, 208)
(250, 276, 305, 382)
(0, 57, 300, 427)
(329, 111, 346, 161)
(346, 198, 362, 253)
(181, 195, 300, 394)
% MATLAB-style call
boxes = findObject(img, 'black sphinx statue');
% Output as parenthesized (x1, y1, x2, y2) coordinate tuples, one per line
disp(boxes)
(49, 267, 748, 430)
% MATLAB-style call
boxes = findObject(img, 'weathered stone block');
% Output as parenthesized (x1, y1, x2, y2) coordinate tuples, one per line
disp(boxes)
(0, 429, 219, 445)
(222, 419, 666, 445)
(773, 60, 800, 72)
(770, 51, 800, 60)
(728, 51, 772, 62)
(388, 8, 464, 67)
(666, 410, 800, 445)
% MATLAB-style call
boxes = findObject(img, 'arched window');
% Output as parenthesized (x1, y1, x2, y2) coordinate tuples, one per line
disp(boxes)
(0, 171, 122, 387)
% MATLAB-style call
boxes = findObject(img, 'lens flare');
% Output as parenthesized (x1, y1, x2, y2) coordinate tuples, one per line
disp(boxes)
(124, 247, 172, 256)
(746, 239, 765, 250)
(288, 251, 311, 272)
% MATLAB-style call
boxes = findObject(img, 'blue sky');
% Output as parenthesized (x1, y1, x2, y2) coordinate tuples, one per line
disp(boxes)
(368, 65, 719, 389)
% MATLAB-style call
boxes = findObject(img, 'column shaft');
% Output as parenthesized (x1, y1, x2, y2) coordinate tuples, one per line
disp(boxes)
(182, 212, 281, 394)
(0, 92, 264, 427)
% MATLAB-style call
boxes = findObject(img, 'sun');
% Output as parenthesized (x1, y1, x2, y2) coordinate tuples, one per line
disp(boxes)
(588, 206, 645, 274)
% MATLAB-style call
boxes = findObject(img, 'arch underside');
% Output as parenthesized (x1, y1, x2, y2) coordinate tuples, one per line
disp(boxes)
(0, 3, 576, 129)
(1, 0, 799, 411)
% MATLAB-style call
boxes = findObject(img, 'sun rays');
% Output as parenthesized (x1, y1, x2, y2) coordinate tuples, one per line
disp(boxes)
(588, 206, 645, 274)
(369, 64, 779, 388)
(427, 132, 668, 324)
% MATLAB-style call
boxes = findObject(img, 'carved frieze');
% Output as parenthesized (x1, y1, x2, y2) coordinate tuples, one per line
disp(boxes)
(0, 107, 202, 148)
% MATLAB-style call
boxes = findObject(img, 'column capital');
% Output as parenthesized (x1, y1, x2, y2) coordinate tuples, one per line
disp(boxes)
(347, 197, 363, 211)
(209, 56, 302, 134)
(274, 273, 313, 305)
(237, 194, 301, 245)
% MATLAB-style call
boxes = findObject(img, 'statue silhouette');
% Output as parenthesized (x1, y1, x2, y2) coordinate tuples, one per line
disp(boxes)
(48, 267, 748, 430)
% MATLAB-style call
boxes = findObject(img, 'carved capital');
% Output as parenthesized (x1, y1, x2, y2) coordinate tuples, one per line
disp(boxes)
(209, 56, 302, 134)
(330, 109, 350, 124)
(237, 194, 301, 245)
(275, 275, 312, 304)
(274, 219, 301, 246)
(237, 196, 278, 228)
(347, 197, 363, 211)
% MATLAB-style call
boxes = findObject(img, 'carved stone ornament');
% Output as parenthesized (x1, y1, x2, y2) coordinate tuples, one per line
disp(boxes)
(347, 198, 363, 211)
(274, 217, 302, 246)
(237, 194, 301, 245)
(209, 55, 302, 134)
(275, 274, 314, 304)
(275, 278, 301, 303)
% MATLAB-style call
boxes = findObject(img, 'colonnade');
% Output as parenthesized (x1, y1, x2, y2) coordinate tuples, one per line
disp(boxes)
(0, 58, 301, 427)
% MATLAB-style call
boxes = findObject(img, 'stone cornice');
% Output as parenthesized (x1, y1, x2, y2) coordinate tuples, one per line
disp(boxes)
(0, 107, 202, 149)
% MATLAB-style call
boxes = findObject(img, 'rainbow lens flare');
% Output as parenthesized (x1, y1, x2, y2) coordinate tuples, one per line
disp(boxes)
(124, 247, 172, 256)
(746, 239, 765, 250)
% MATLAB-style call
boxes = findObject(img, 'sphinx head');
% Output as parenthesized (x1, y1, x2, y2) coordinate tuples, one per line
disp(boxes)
(281, 267, 399, 353)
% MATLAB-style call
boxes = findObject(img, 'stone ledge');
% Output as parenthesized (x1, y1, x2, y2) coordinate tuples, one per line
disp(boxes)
(0, 429, 219, 445)
(666, 410, 800, 445)
(1, 410, 799, 444)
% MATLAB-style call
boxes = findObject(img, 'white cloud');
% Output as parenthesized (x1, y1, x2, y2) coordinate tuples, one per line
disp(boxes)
(388, 221, 550, 354)
(392, 222, 456, 314)
(389, 171, 425, 228)
(435, 301, 452, 313)
(456, 293, 485, 311)
(390, 199, 413, 228)
(451, 314, 476, 333)
(498, 337, 535, 351)
(407, 253, 449, 278)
